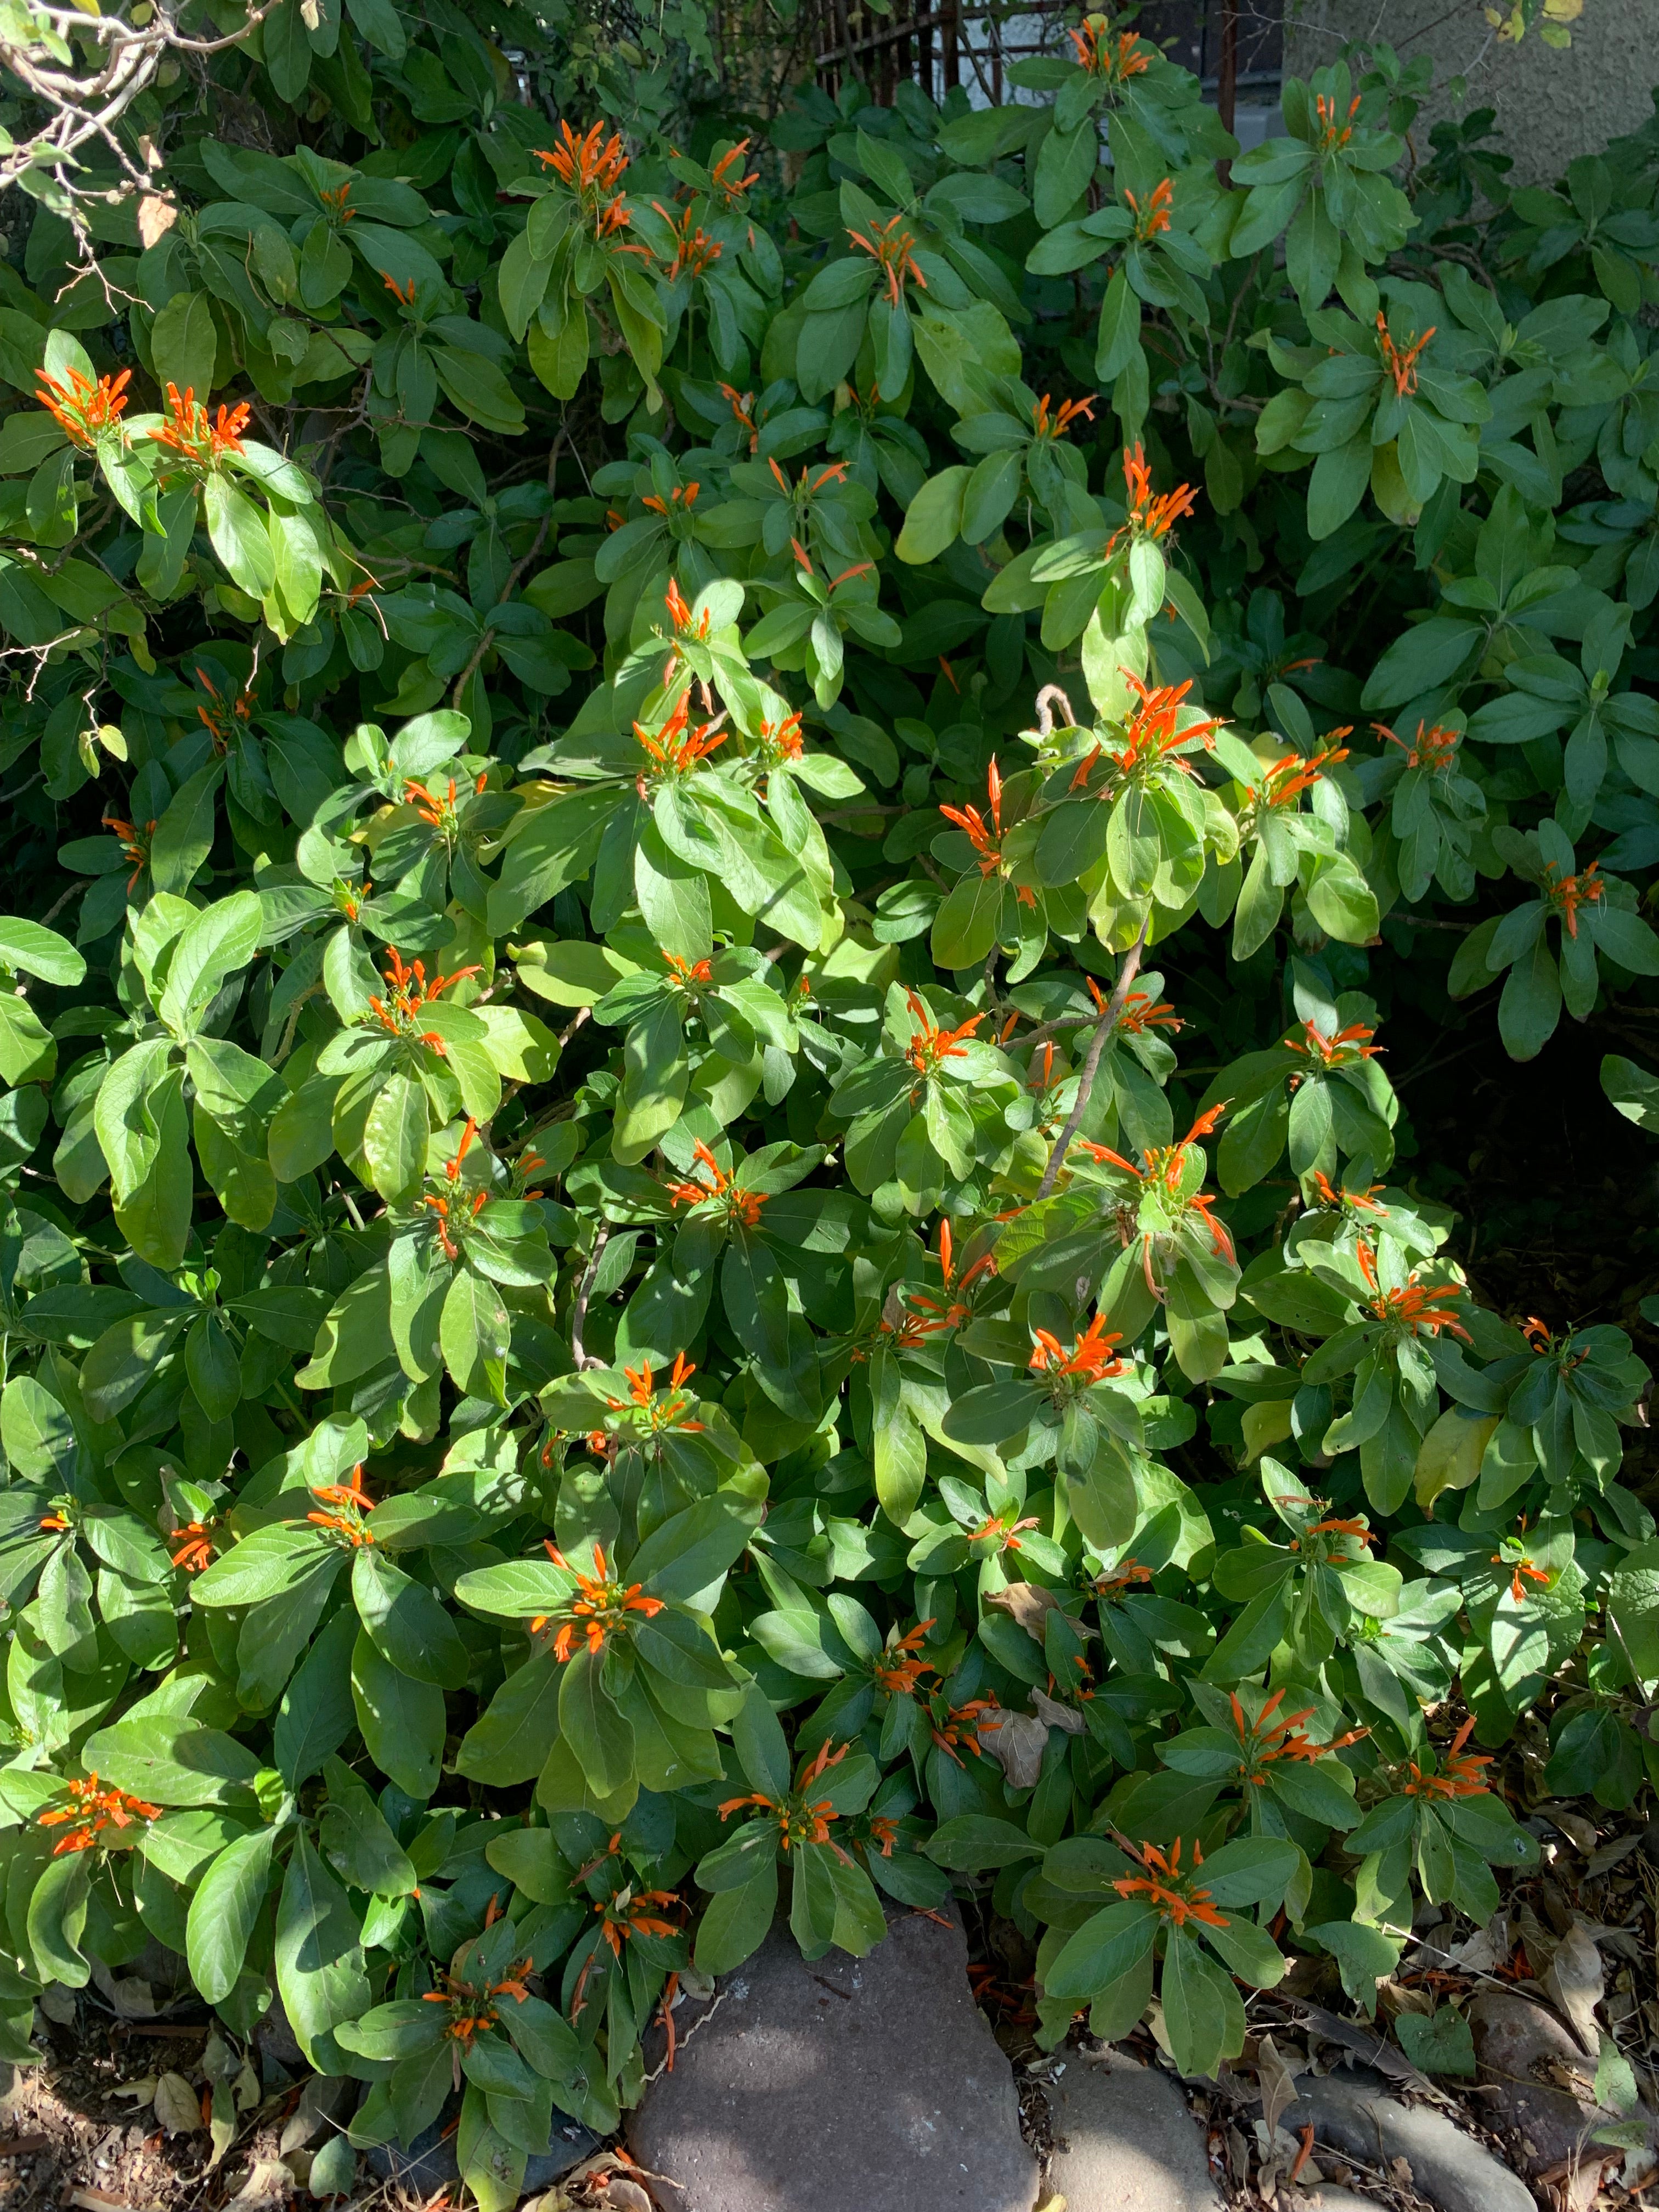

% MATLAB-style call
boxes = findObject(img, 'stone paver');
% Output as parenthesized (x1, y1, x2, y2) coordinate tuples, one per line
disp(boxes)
(1284, 2064, 1533, 2212)
(627, 1909, 1038, 2212)
(1043, 2048, 1221, 2211)
(1468, 1988, 1657, 2182)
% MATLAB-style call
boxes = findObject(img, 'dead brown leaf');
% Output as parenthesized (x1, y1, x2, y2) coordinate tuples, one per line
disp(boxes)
(1543, 1920, 1604, 2053)
(1029, 1689, 1086, 1735)
(151, 2073, 202, 2137)
(984, 1583, 1060, 1639)
(1256, 2034, 1302, 2140)
(978, 1709, 1048, 1787)
(137, 195, 177, 248)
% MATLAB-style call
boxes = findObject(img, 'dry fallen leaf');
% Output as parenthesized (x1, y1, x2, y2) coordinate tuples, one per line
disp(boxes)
(978, 1708, 1047, 1787)
(227, 2155, 292, 2207)
(1256, 2034, 1303, 2140)
(137, 194, 177, 248)
(153, 2072, 203, 2136)
(601, 2182, 652, 2212)
(1544, 1921, 1605, 2053)
(1030, 1688, 1086, 1736)
(985, 1583, 1057, 1638)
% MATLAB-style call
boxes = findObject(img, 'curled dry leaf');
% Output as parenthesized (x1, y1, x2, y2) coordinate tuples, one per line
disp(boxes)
(1029, 1688, 1086, 1735)
(602, 2183, 654, 2212)
(985, 1582, 1060, 1639)
(1255, 2034, 1303, 2140)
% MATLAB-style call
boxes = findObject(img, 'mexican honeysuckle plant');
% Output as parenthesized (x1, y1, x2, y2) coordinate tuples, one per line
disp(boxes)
(0, 0, 1657, 2193)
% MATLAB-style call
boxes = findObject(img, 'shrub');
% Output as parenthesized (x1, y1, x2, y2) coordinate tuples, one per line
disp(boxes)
(0, 1, 1656, 2191)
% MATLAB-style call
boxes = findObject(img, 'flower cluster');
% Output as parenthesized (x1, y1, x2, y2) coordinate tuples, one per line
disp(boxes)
(533, 1540, 665, 1660)
(664, 1138, 766, 1228)
(366, 947, 480, 1049)
(150, 384, 252, 467)
(1112, 1836, 1226, 1927)
(37, 364, 129, 447)
(37, 1774, 161, 1855)
(848, 213, 926, 309)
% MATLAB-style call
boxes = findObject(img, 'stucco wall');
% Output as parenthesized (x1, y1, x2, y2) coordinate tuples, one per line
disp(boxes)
(1283, 1, 1659, 187)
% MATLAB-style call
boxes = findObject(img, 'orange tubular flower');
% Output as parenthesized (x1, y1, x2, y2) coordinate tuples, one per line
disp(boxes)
(663, 577, 710, 641)
(709, 138, 760, 206)
(654, 202, 723, 280)
(1031, 392, 1097, 442)
(596, 1886, 683, 1957)
(170, 1522, 216, 1573)
(1374, 718, 1460, 772)
(1095, 1557, 1153, 1600)
(1356, 1242, 1471, 1341)
(1311, 1170, 1385, 1214)
(603, 1350, 705, 1436)
(1287, 1017, 1381, 1068)
(383, 273, 417, 307)
(103, 812, 155, 891)
(1108, 442, 1198, 554)
(308, 1465, 375, 1547)
(1314, 90, 1362, 153)
(939, 757, 1009, 877)
(904, 1217, 997, 1334)
(1403, 1717, 1492, 1801)
(1028, 1309, 1126, 1382)
(1226, 1688, 1367, 1786)
(1493, 1549, 1551, 1604)
(539, 1539, 665, 1662)
(1376, 314, 1435, 400)
(1070, 672, 1222, 794)
(634, 693, 727, 789)
(662, 950, 714, 991)
(967, 1511, 1040, 1554)
(641, 482, 701, 518)
(865, 1813, 899, 1858)
(719, 383, 759, 452)
(664, 1137, 766, 1228)
(1542, 856, 1604, 938)
(1112, 988, 1183, 1035)
(421, 1957, 534, 2045)
(535, 121, 644, 250)
(902, 991, 985, 1081)
(720, 1739, 851, 1853)
(149, 383, 252, 467)
(1112, 1836, 1227, 1927)
(38, 1773, 162, 1855)
(1259, 736, 1351, 809)
(870, 1620, 938, 1697)
(366, 946, 480, 1053)
(1124, 177, 1174, 241)
(1289, 1516, 1378, 1554)
(847, 213, 927, 309)
(37, 364, 131, 448)
(759, 710, 804, 766)
(1068, 19, 1150, 80)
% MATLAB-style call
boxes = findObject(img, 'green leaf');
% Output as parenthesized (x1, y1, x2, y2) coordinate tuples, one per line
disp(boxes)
(274, 1829, 371, 2072)
(351, 1627, 444, 1800)
(186, 1826, 277, 2004)
(1395, 2005, 1477, 2076)
(352, 1545, 470, 1689)
(895, 467, 970, 564)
